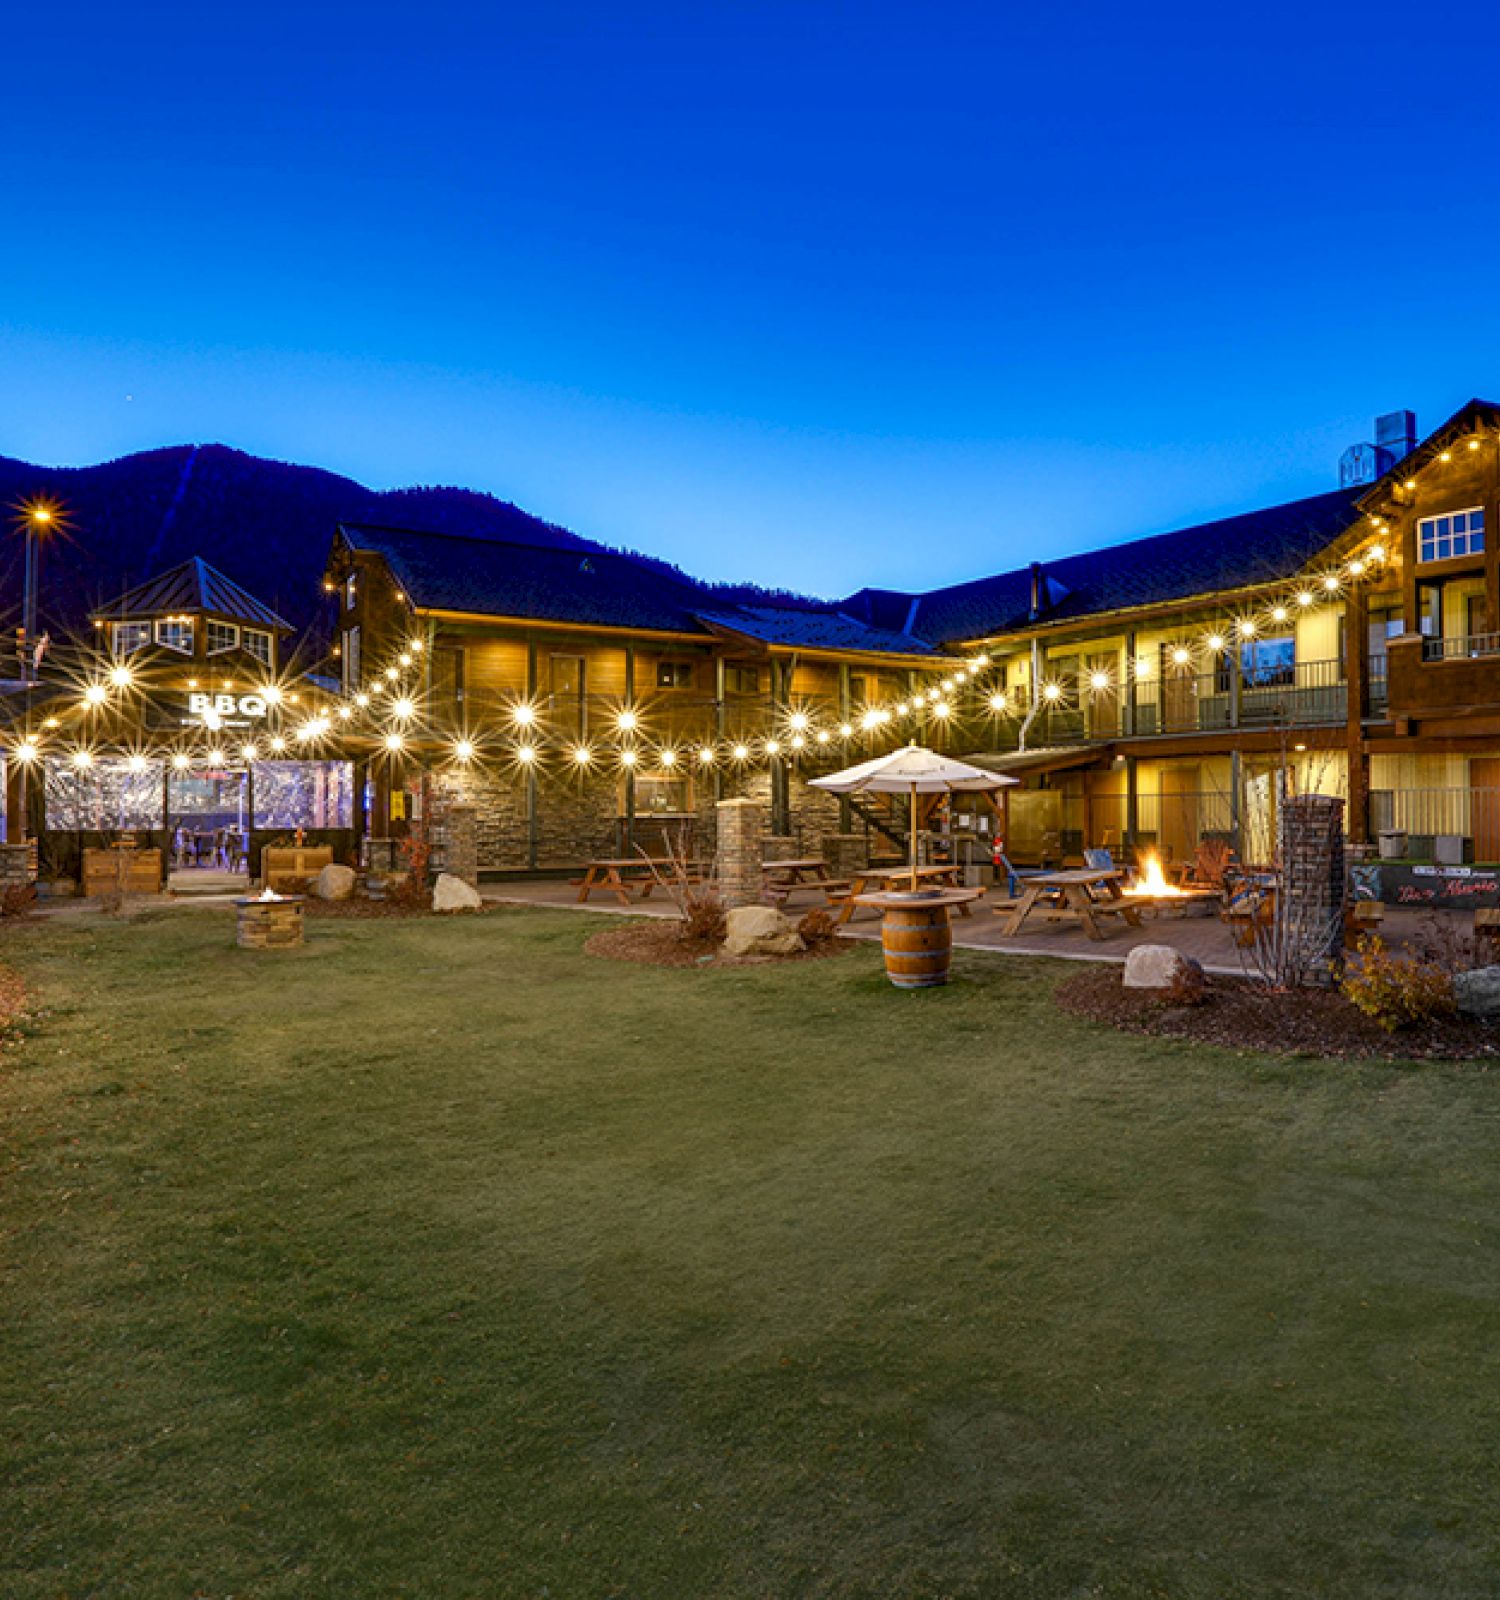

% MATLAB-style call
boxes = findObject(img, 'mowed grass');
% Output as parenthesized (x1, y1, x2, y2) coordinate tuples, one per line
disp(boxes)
(2, 909, 1499, 1599)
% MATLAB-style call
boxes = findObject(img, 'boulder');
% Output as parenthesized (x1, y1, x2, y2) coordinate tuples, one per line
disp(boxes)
(312, 863, 358, 902)
(1123, 943, 1207, 1005)
(1454, 966, 1500, 1019)
(432, 872, 483, 913)
(722, 904, 805, 958)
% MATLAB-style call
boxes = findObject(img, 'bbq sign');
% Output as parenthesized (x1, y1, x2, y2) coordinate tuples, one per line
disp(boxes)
(184, 691, 269, 728)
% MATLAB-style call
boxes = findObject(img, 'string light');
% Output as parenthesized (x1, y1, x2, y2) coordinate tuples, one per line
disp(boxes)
(764, 737, 782, 755)
(697, 745, 715, 764)
(515, 743, 537, 764)
(616, 709, 639, 733)
(384, 732, 404, 753)
(83, 684, 108, 707)
(1042, 682, 1062, 702)
(619, 747, 638, 767)
(392, 696, 416, 720)
(454, 738, 475, 762)
(571, 743, 594, 766)
(108, 665, 134, 689)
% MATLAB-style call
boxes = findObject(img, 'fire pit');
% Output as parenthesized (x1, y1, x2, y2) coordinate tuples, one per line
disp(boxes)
(1123, 853, 1222, 919)
(234, 889, 305, 949)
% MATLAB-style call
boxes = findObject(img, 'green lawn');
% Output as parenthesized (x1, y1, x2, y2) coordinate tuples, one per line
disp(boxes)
(2, 908, 1498, 1599)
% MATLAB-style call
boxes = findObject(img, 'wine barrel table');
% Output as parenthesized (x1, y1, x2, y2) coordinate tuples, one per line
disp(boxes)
(853, 888, 981, 989)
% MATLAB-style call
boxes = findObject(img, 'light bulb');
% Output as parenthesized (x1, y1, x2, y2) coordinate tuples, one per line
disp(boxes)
(512, 702, 536, 726)
(515, 744, 536, 764)
(788, 711, 809, 732)
(764, 738, 782, 755)
(454, 739, 475, 762)
(732, 743, 749, 761)
(572, 744, 593, 765)
(659, 747, 677, 767)
(617, 709, 638, 733)
(384, 732, 404, 752)
(697, 746, 715, 764)
(127, 753, 148, 773)
(108, 665, 133, 689)
(620, 747, 638, 767)
(989, 692, 1007, 712)
(1042, 682, 1062, 701)
(84, 684, 107, 706)
(1206, 633, 1226, 652)
(1271, 606, 1289, 624)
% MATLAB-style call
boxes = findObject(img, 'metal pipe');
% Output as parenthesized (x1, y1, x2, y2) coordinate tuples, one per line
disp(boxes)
(1017, 638, 1043, 753)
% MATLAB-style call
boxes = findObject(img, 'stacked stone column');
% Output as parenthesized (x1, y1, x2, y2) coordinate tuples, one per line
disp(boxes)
(716, 797, 764, 909)
(1278, 793, 1345, 985)
(443, 803, 479, 889)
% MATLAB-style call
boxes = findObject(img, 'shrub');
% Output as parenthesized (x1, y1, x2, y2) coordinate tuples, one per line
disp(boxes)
(680, 891, 726, 944)
(0, 883, 36, 918)
(1342, 936, 1456, 1032)
(796, 907, 838, 947)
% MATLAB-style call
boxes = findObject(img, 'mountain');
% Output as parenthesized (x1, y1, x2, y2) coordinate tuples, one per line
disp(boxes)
(0, 442, 827, 661)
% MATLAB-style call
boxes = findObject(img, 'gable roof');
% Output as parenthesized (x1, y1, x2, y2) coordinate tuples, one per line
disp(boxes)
(1354, 397, 1500, 514)
(92, 556, 291, 632)
(844, 487, 1365, 646)
(339, 523, 715, 636)
(339, 523, 942, 657)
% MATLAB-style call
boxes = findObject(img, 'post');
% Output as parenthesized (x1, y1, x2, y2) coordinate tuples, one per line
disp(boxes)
(1125, 755, 1139, 854)
(1278, 793, 1345, 986)
(715, 796, 763, 909)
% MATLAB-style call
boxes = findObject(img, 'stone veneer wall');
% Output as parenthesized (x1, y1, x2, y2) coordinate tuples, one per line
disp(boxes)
(715, 798, 764, 908)
(1278, 793, 1346, 985)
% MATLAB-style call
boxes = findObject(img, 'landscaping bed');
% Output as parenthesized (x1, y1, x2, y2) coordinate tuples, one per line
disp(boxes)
(1056, 962, 1499, 1060)
(585, 916, 856, 967)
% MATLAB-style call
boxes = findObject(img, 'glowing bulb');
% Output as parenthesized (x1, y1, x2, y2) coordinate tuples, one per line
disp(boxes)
(240, 743, 257, 762)
(270, 736, 287, 754)
(941, 677, 955, 692)
(619, 747, 638, 767)
(337, 706, 353, 721)
(410, 638, 425, 652)
(788, 711, 809, 732)
(989, 692, 1008, 711)
(698, 745, 715, 764)
(1369, 543, 1386, 562)
(932, 701, 951, 719)
(511, 702, 536, 726)
(732, 743, 749, 761)
(384, 732, 404, 753)
(84, 684, 108, 706)
(1405, 478, 1417, 490)
(172, 752, 191, 770)
(206, 747, 226, 766)
(1440, 450, 1452, 463)
(1206, 633, 1226, 652)
(454, 738, 475, 762)
(659, 747, 678, 767)
(398, 653, 412, 668)
(515, 744, 537, 764)
(12, 739, 38, 763)
(1348, 559, 1365, 577)
(1271, 606, 1289, 624)
(1237, 619, 1257, 638)
(956, 668, 969, 681)
(1469, 438, 1481, 451)
(1323, 574, 1340, 592)
(355, 692, 371, 707)
(1297, 591, 1315, 608)
(572, 744, 593, 765)
(29, 505, 52, 525)
(71, 749, 95, 769)
(816, 729, 831, 745)
(896, 701, 910, 716)
(108, 665, 133, 689)
(392, 696, 416, 719)
(1170, 648, 1191, 667)
(861, 711, 880, 731)
(384, 667, 399, 681)
(839, 722, 853, 738)
(127, 753, 148, 773)
(790, 733, 806, 749)
(616, 709, 638, 733)
(974, 653, 989, 666)
(764, 738, 782, 755)
(1042, 682, 1062, 701)
(261, 683, 283, 705)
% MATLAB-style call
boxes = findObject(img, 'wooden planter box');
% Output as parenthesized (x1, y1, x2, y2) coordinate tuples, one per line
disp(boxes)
(82, 847, 162, 899)
(261, 846, 333, 892)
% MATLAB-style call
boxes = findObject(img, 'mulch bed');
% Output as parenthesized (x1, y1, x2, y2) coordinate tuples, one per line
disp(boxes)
(1056, 965, 1498, 1062)
(585, 919, 857, 969)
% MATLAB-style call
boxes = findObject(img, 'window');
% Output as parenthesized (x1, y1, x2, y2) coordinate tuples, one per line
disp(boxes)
(45, 755, 164, 830)
(656, 660, 693, 689)
(634, 772, 691, 814)
(342, 626, 361, 692)
(1240, 635, 1295, 687)
(111, 621, 151, 654)
(345, 572, 357, 611)
(1419, 507, 1485, 563)
(250, 761, 354, 828)
(724, 663, 760, 694)
(243, 628, 273, 667)
(155, 618, 193, 653)
(549, 655, 584, 734)
(431, 645, 465, 709)
(206, 620, 239, 655)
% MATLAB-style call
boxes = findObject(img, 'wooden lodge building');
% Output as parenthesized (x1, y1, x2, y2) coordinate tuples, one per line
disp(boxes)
(328, 398, 1500, 879)
(7, 395, 1500, 889)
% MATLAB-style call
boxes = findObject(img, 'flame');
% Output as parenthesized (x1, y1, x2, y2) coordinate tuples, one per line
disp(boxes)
(1134, 852, 1184, 897)
(257, 887, 283, 902)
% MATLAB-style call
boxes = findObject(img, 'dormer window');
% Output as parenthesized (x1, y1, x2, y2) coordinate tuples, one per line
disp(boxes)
(155, 618, 193, 653)
(111, 621, 151, 654)
(206, 620, 240, 655)
(1419, 508, 1484, 563)
(243, 628, 273, 667)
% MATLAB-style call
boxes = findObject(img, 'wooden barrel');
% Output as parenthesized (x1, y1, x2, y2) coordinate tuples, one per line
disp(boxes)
(880, 898, 953, 988)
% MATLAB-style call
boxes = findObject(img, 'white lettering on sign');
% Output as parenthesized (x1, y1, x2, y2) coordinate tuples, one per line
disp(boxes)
(187, 692, 268, 722)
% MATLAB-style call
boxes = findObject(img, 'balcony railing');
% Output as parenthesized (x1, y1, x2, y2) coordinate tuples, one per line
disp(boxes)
(1421, 632, 1500, 662)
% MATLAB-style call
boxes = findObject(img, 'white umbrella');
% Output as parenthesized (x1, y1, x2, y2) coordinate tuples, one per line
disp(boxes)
(809, 744, 1017, 889)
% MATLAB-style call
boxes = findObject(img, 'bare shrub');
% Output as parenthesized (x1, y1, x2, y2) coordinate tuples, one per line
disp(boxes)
(640, 824, 724, 943)
(796, 906, 838, 947)
(1342, 936, 1456, 1032)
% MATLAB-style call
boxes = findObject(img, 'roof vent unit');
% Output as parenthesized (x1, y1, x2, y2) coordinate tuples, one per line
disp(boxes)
(1339, 409, 1418, 488)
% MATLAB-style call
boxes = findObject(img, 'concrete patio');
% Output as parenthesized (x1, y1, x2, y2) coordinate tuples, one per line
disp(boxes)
(483, 876, 1444, 977)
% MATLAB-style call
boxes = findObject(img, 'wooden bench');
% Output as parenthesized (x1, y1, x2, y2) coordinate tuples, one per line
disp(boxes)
(82, 847, 162, 899)
(262, 846, 334, 892)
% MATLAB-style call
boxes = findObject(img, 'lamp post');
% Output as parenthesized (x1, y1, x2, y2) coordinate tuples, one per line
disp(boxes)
(21, 502, 51, 680)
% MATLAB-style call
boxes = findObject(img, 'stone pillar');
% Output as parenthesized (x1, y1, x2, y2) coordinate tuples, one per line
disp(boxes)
(822, 832, 868, 878)
(362, 837, 401, 876)
(445, 803, 479, 889)
(716, 797, 764, 909)
(0, 842, 33, 889)
(1278, 793, 1345, 985)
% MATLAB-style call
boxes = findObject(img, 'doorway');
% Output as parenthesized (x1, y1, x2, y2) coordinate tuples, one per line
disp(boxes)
(1473, 758, 1500, 863)
(167, 766, 250, 884)
(1158, 764, 1200, 866)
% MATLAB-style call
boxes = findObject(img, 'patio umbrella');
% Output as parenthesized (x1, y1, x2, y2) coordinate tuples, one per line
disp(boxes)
(808, 744, 1017, 889)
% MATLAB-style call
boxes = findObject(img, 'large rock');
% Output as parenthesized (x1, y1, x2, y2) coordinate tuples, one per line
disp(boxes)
(1454, 966, 1500, 1018)
(312, 863, 357, 901)
(1123, 943, 1207, 1004)
(432, 872, 483, 913)
(723, 904, 805, 958)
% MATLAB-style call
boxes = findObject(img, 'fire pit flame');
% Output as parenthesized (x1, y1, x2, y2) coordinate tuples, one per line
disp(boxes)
(256, 887, 283, 902)
(1134, 852, 1184, 897)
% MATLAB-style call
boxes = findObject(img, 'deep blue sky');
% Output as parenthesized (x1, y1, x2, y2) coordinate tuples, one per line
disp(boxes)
(5, 2, 1500, 597)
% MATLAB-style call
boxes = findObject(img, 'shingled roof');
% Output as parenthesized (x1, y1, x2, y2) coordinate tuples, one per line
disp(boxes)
(92, 556, 291, 631)
(843, 487, 1365, 646)
(339, 524, 941, 657)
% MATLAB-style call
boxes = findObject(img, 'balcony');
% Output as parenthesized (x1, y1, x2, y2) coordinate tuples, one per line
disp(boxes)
(1386, 633, 1500, 722)
(1422, 631, 1500, 662)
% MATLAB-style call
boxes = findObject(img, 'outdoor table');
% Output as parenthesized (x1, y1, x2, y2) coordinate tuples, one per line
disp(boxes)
(833, 864, 978, 924)
(994, 867, 1142, 942)
(762, 857, 838, 905)
(575, 857, 704, 906)
(853, 887, 981, 988)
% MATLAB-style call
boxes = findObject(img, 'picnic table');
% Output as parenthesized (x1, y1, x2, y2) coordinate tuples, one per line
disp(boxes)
(832, 862, 979, 924)
(994, 867, 1143, 942)
(575, 857, 705, 906)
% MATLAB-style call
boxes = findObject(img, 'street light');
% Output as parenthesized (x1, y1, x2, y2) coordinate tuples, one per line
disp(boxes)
(17, 500, 59, 681)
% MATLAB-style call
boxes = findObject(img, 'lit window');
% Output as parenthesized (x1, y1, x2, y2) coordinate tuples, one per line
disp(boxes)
(1419, 508, 1485, 563)
(243, 629, 273, 667)
(656, 661, 693, 689)
(155, 618, 193, 653)
(345, 572, 357, 611)
(111, 621, 151, 654)
(633, 772, 692, 813)
(1240, 634, 1295, 687)
(725, 663, 760, 694)
(206, 620, 240, 655)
